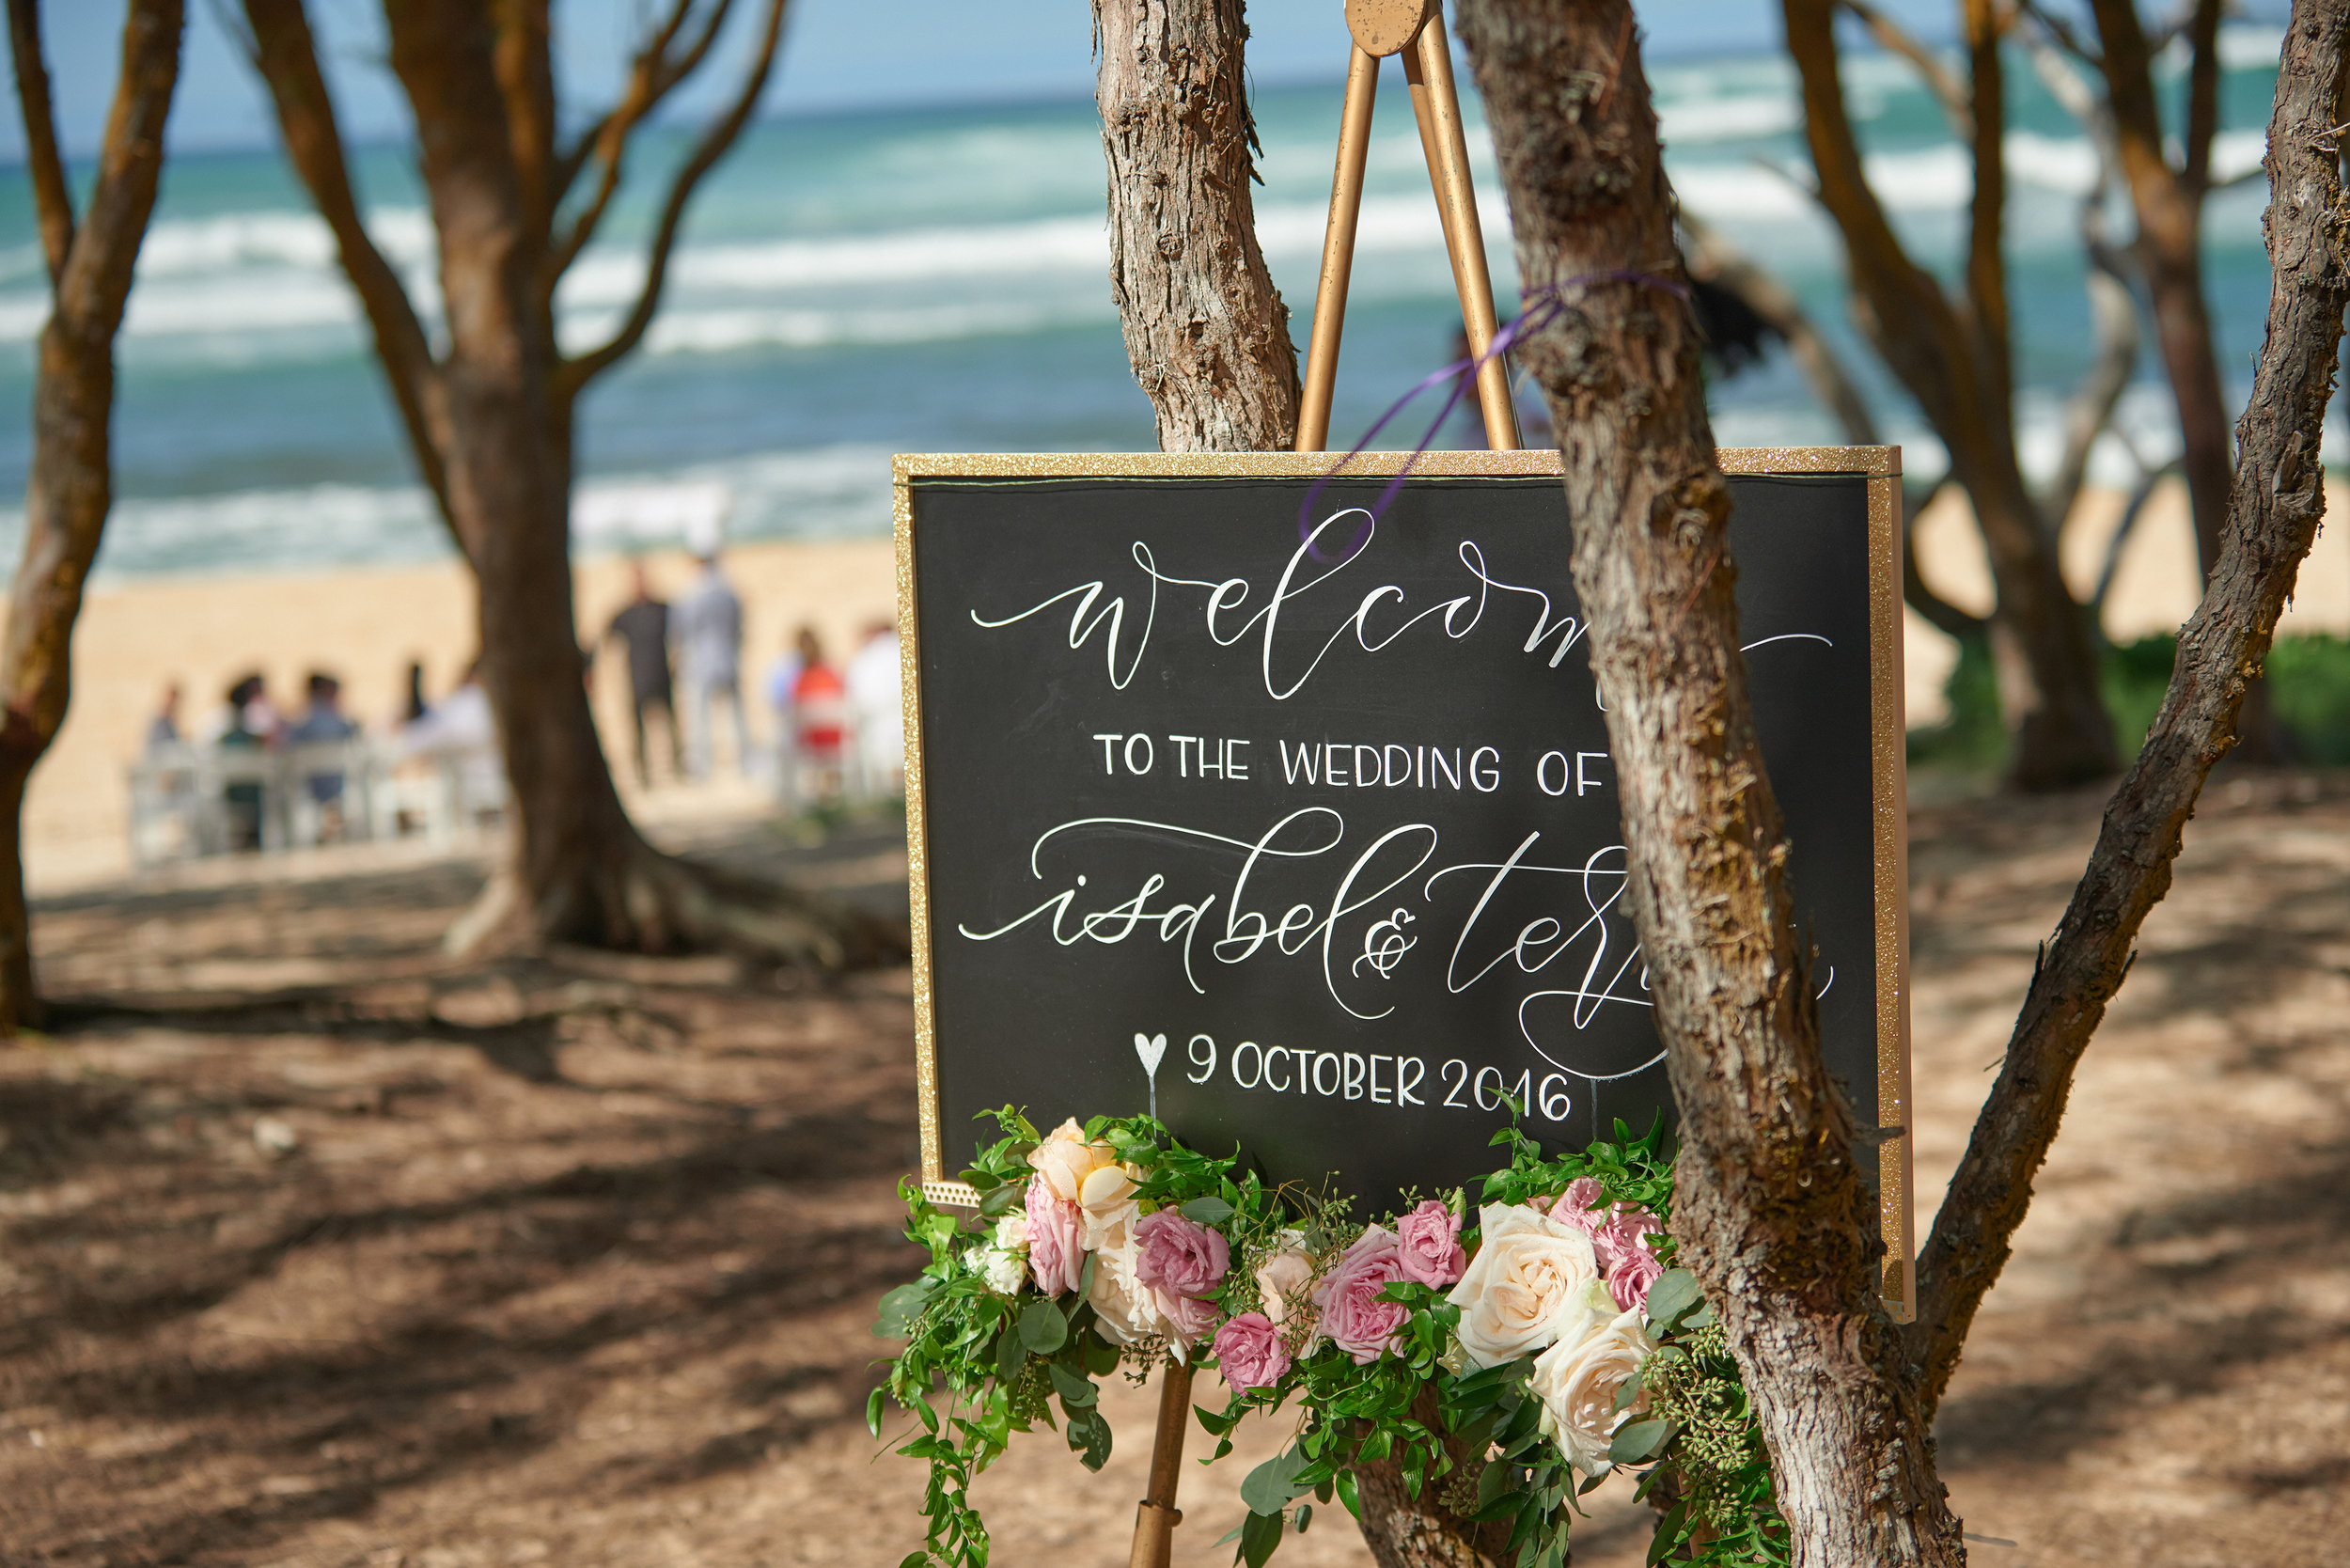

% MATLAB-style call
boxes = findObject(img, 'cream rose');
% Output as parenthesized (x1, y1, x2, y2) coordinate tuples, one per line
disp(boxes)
(1445, 1203, 1607, 1368)
(1087, 1245, 1167, 1346)
(1027, 1118, 1118, 1203)
(1253, 1231, 1316, 1336)
(1528, 1308, 1655, 1474)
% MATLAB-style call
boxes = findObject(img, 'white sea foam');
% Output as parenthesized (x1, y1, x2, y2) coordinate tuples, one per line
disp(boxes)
(1659, 95, 1801, 145)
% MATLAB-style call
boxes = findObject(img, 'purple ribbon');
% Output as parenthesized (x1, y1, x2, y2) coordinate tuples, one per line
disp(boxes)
(1297, 269, 1691, 564)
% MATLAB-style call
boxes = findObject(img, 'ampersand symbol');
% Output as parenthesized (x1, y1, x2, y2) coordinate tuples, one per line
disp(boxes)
(1352, 906, 1418, 979)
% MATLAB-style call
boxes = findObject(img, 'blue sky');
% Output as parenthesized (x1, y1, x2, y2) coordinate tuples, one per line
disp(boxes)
(6, 0, 1952, 159)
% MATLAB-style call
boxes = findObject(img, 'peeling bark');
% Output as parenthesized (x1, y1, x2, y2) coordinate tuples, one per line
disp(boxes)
(1907, 0, 2350, 1415)
(1453, 2, 1962, 1561)
(0, 0, 184, 1028)
(1093, 0, 1299, 453)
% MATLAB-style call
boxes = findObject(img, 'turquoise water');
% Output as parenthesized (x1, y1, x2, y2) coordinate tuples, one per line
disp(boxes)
(0, 27, 2288, 581)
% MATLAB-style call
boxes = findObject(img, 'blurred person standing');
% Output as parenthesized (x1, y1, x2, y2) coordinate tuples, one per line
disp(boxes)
(287, 671, 360, 837)
(601, 560, 684, 787)
(145, 682, 183, 755)
(672, 549, 747, 778)
(788, 626, 848, 800)
(843, 619, 903, 796)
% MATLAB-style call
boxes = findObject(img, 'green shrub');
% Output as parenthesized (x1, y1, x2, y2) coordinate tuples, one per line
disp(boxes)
(1906, 630, 2350, 776)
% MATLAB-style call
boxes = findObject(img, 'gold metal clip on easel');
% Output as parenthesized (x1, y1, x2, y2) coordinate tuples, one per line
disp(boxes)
(1296, 0, 1522, 455)
(1123, 8, 1517, 1566)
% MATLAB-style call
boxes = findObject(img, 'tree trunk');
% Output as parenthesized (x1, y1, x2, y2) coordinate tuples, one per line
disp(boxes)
(1782, 0, 2116, 791)
(1906, 0, 2350, 1414)
(1093, 0, 1300, 453)
(1453, 3, 1962, 1563)
(0, 0, 184, 1028)
(243, 0, 899, 971)
(2085, 0, 2290, 764)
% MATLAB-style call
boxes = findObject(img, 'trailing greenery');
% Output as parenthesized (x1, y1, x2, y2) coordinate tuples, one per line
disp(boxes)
(870, 1109, 1787, 1568)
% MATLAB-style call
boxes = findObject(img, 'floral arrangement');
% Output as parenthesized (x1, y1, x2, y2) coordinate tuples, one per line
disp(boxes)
(870, 1110, 1787, 1568)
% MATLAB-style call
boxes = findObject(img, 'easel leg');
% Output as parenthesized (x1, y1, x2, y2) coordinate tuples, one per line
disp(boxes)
(1127, 1356, 1197, 1568)
(1296, 45, 1381, 454)
(1402, 12, 1521, 450)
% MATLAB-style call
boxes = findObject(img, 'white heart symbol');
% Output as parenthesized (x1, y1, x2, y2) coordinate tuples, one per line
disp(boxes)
(1134, 1032, 1167, 1077)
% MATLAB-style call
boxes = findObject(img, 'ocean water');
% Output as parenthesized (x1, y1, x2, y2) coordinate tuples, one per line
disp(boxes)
(0, 27, 2289, 583)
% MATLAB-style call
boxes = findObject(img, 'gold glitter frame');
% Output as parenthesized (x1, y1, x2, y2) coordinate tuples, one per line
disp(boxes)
(892, 447, 1912, 1320)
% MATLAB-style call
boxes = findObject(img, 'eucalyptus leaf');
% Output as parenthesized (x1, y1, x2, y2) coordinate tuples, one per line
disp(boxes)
(1608, 1418, 1671, 1466)
(978, 1183, 1022, 1218)
(994, 1319, 1025, 1382)
(1180, 1195, 1236, 1225)
(1293, 1503, 1311, 1534)
(1240, 1506, 1285, 1568)
(1241, 1448, 1310, 1516)
(1080, 1327, 1120, 1375)
(1049, 1361, 1097, 1407)
(872, 1280, 934, 1339)
(1018, 1296, 1069, 1355)
(1640, 1269, 1702, 1331)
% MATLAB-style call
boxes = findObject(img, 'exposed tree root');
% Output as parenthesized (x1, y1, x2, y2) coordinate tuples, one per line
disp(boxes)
(450, 834, 910, 976)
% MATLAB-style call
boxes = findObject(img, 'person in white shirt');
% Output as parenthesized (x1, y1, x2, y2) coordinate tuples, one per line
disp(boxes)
(400, 661, 503, 816)
(670, 551, 748, 779)
(843, 620, 903, 796)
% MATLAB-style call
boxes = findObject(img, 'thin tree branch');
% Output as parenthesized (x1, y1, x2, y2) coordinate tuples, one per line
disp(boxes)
(558, 0, 785, 397)
(492, 0, 556, 249)
(1681, 210, 1882, 446)
(1900, 483, 1993, 641)
(550, 0, 730, 204)
(549, 0, 739, 288)
(2022, 19, 2140, 530)
(2181, 0, 2224, 195)
(1906, 0, 2350, 1415)
(1838, 0, 1971, 141)
(1963, 0, 2013, 436)
(2091, 455, 2181, 617)
(240, 0, 453, 532)
(6, 0, 76, 287)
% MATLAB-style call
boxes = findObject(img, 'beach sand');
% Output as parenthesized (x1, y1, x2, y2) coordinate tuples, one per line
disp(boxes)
(26, 476, 2350, 891)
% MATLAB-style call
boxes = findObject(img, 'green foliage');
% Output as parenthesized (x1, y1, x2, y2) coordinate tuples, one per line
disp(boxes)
(873, 1105, 1786, 1568)
(1908, 628, 2350, 778)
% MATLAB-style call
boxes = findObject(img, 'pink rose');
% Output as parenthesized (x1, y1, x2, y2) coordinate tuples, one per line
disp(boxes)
(1134, 1209, 1230, 1300)
(1156, 1287, 1220, 1347)
(1395, 1199, 1466, 1288)
(1543, 1178, 1607, 1231)
(1606, 1248, 1664, 1313)
(1213, 1311, 1293, 1392)
(1024, 1175, 1085, 1297)
(1595, 1206, 1664, 1272)
(1311, 1226, 1410, 1364)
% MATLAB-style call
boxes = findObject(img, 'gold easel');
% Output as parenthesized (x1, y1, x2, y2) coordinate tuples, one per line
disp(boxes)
(1123, 7, 1513, 1565)
(1296, 0, 1521, 455)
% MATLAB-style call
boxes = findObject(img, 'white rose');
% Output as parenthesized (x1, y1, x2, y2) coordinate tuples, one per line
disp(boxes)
(1077, 1162, 1140, 1253)
(994, 1213, 1031, 1251)
(1445, 1203, 1607, 1368)
(1528, 1308, 1655, 1474)
(1027, 1118, 1118, 1203)
(970, 1243, 1028, 1296)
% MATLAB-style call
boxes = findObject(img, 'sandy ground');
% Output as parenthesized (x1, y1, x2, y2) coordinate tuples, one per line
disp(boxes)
(29, 475, 2350, 893)
(0, 773, 2343, 1567)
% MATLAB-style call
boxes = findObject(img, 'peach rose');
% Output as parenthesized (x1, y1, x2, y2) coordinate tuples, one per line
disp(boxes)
(1027, 1118, 1118, 1203)
(1253, 1237, 1316, 1336)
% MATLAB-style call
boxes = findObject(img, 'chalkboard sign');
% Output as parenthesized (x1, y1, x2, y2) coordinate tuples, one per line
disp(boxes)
(896, 450, 1911, 1307)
